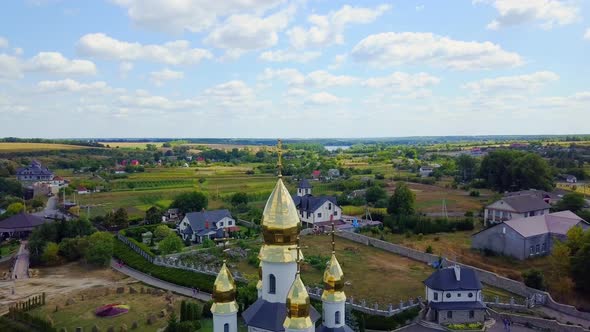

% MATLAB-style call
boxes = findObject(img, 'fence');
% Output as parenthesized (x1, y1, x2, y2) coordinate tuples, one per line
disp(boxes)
(153, 255, 247, 282)
(117, 233, 154, 263)
(335, 231, 590, 321)
(9, 293, 46, 313)
(488, 308, 590, 332)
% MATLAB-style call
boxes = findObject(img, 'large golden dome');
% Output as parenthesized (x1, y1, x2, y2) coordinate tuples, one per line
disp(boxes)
(211, 262, 239, 314)
(322, 254, 346, 302)
(283, 274, 313, 330)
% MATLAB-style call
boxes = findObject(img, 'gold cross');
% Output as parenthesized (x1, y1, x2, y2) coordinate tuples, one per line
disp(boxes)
(290, 236, 308, 274)
(330, 221, 336, 254)
(277, 138, 283, 177)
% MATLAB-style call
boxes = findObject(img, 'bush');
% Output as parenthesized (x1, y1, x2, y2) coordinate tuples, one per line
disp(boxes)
(41, 242, 60, 265)
(469, 190, 480, 197)
(85, 232, 114, 267)
(522, 269, 546, 290)
(358, 306, 420, 330)
(425, 245, 433, 254)
(113, 240, 218, 292)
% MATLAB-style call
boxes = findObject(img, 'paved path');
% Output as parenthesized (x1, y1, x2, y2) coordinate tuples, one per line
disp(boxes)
(11, 241, 29, 280)
(110, 259, 212, 301)
(536, 306, 590, 328)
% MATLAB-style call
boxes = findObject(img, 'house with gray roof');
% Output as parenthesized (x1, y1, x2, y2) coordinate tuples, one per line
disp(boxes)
(472, 210, 588, 260)
(423, 265, 486, 325)
(16, 161, 54, 182)
(483, 194, 550, 226)
(177, 209, 238, 243)
(0, 213, 53, 239)
(292, 179, 342, 227)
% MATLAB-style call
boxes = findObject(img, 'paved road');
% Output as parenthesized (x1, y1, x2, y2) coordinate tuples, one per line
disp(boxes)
(110, 259, 212, 301)
(12, 241, 29, 280)
(33, 196, 69, 220)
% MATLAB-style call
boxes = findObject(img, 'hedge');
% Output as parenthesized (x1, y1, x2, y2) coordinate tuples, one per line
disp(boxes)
(356, 306, 420, 330)
(113, 240, 217, 293)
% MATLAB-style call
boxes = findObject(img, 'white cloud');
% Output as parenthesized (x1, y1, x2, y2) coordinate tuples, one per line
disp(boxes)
(259, 68, 305, 85)
(475, 0, 579, 30)
(78, 33, 213, 65)
(416, 5, 425, 11)
(287, 4, 391, 49)
(351, 32, 523, 70)
(202, 80, 256, 108)
(260, 68, 356, 88)
(37, 79, 121, 94)
(463, 71, 559, 94)
(0, 51, 97, 80)
(305, 92, 346, 105)
(119, 62, 134, 78)
(0, 37, 8, 48)
(362, 72, 440, 91)
(25, 52, 97, 75)
(119, 92, 202, 111)
(259, 49, 321, 63)
(111, 0, 284, 33)
(204, 6, 294, 53)
(328, 54, 347, 70)
(149, 68, 184, 86)
(585, 28, 590, 40)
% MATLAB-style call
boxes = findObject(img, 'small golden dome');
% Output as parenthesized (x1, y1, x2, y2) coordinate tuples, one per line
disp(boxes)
(262, 178, 300, 236)
(283, 274, 313, 330)
(322, 254, 346, 302)
(211, 262, 238, 314)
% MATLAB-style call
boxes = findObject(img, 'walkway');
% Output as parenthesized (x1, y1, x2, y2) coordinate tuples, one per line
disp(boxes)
(536, 306, 590, 329)
(12, 241, 29, 280)
(110, 259, 212, 301)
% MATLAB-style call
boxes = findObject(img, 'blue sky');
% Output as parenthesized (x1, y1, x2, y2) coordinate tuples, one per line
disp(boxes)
(1, 0, 589, 138)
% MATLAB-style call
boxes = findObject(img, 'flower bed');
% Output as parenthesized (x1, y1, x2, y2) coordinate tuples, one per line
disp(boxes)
(95, 303, 130, 318)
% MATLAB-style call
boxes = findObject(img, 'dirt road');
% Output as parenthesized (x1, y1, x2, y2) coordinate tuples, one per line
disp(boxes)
(11, 241, 29, 280)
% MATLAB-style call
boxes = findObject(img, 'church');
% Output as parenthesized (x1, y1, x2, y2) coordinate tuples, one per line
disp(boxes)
(210, 142, 353, 332)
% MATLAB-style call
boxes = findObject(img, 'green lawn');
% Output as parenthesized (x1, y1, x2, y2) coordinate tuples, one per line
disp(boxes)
(0, 241, 20, 258)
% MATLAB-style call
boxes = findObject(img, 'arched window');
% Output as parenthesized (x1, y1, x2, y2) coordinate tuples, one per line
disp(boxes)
(335, 311, 341, 325)
(269, 274, 276, 294)
(224, 323, 229, 332)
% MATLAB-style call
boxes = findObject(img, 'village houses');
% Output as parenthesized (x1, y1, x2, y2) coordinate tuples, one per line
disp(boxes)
(177, 209, 239, 243)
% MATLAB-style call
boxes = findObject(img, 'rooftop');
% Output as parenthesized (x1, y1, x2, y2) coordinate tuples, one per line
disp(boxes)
(424, 266, 482, 291)
(502, 211, 587, 238)
(490, 195, 551, 213)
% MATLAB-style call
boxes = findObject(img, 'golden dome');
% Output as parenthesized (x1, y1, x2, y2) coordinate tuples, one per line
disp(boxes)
(211, 262, 238, 314)
(322, 254, 346, 302)
(262, 178, 300, 233)
(283, 274, 313, 330)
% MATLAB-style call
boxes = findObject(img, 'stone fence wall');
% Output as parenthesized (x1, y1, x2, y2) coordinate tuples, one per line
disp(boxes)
(153, 255, 248, 283)
(237, 219, 259, 229)
(488, 308, 590, 332)
(117, 233, 154, 263)
(335, 231, 590, 321)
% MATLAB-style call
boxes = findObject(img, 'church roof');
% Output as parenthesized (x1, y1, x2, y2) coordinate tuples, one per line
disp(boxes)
(423, 266, 482, 291)
(242, 298, 320, 331)
(298, 179, 312, 189)
(292, 195, 337, 213)
(262, 178, 301, 230)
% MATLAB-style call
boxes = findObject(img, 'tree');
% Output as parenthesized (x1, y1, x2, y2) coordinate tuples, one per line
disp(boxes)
(41, 242, 60, 265)
(387, 182, 416, 216)
(159, 234, 184, 254)
(555, 193, 586, 213)
(456, 154, 478, 182)
(479, 150, 553, 192)
(154, 225, 172, 239)
(145, 206, 162, 224)
(231, 192, 249, 207)
(113, 208, 129, 228)
(548, 241, 570, 280)
(6, 202, 24, 215)
(571, 243, 590, 293)
(85, 232, 114, 266)
(170, 192, 208, 214)
(522, 269, 546, 290)
(58, 237, 89, 261)
(365, 186, 386, 205)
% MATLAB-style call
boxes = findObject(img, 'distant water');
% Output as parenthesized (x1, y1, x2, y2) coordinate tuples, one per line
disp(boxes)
(325, 145, 351, 152)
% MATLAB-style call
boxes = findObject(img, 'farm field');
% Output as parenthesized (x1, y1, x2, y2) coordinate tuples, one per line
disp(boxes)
(0, 142, 92, 153)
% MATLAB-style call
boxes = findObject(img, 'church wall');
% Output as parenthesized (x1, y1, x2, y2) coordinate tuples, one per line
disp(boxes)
(261, 261, 297, 303)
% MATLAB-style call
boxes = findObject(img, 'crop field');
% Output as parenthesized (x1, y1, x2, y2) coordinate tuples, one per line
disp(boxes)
(0, 143, 92, 153)
(398, 182, 492, 214)
(99, 142, 163, 149)
(557, 182, 590, 196)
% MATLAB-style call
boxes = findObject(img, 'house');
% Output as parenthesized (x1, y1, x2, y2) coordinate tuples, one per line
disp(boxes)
(419, 166, 434, 177)
(16, 161, 54, 182)
(327, 168, 340, 178)
(312, 170, 321, 180)
(347, 189, 366, 200)
(423, 265, 486, 326)
(292, 180, 342, 226)
(77, 186, 90, 195)
(177, 209, 239, 243)
(164, 208, 180, 223)
(472, 211, 589, 260)
(563, 174, 578, 183)
(504, 189, 560, 205)
(483, 195, 550, 226)
(0, 213, 53, 239)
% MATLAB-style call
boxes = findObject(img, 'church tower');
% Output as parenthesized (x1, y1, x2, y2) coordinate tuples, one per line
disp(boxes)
(283, 272, 314, 332)
(297, 179, 312, 197)
(321, 223, 348, 330)
(211, 261, 238, 332)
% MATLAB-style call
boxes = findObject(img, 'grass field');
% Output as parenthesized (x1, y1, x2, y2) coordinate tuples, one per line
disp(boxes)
(99, 142, 163, 149)
(0, 143, 92, 152)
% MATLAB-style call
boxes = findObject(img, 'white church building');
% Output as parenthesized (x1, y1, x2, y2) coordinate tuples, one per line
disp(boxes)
(210, 155, 353, 332)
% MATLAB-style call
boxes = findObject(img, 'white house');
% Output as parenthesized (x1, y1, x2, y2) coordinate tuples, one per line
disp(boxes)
(423, 265, 486, 325)
(419, 166, 434, 177)
(292, 179, 342, 226)
(177, 209, 239, 243)
(484, 194, 551, 226)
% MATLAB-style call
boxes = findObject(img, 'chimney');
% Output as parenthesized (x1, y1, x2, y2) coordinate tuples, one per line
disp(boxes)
(453, 265, 461, 281)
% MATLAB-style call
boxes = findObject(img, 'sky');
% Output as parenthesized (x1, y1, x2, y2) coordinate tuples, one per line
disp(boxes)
(0, 0, 589, 138)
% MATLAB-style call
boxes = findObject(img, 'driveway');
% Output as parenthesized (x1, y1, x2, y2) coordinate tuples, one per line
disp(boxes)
(12, 241, 29, 280)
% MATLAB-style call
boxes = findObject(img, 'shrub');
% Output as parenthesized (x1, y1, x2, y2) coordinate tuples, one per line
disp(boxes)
(469, 190, 480, 197)
(425, 245, 433, 254)
(522, 269, 546, 290)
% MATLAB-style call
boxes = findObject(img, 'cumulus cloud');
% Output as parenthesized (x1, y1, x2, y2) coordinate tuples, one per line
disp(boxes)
(463, 71, 559, 94)
(37, 79, 121, 94)
(351, 32, 523, 70)
(259, 49, 321, 63)
(202, 80, 256, 108)
(0, 51, 97, 80)
(475, 0, 579, 30)
(111, 0, 284, 33)
(119, 62, 134, 78)
(205, 6, 294, 53)
(287, 4, 391, 49)
(149, 68, 184, 86)
(78, 33, 212, 65)
(362, 72, 440, 91)
(305, 92, 346, 105)
(260, 68, 357, 88)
